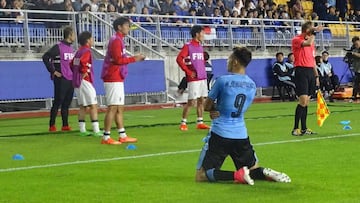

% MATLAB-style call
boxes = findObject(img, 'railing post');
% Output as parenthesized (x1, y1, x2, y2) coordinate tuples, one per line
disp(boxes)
(23, 11, 31, 53)
(156, 17, 162, 51)
(228, 20, 233, 49)
(71, 11, 78, 49)
(260, 22, 266, 51)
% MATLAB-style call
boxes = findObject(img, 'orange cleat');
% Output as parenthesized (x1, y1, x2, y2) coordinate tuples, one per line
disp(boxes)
(196, 123, 210, 130)
(179, 123, 188, 131)
(101, 138, 122, 145)
(119, 136, 137, 143)
(49, 125, 57, 132)
(61, 126, 72, 131)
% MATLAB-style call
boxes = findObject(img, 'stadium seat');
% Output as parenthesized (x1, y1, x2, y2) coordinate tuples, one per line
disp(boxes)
(9, 23, 24, 45)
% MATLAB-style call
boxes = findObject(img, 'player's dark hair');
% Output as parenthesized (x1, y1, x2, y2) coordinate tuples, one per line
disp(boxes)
(287, 52, 293, 58)
(191, 25, 203, 38)
(276, 52, 284, 57)
(113, 17, 130, 31)
(204, 51, 210, 61)
(322, 51, 329, 55)
(301, 21, 313, 33)
(233, 47, 252, 67)
(315, 55, 322, 64)
(78, 31, 92, 46)
(63, 26, 73, 39)
(352, 36, 359, 43)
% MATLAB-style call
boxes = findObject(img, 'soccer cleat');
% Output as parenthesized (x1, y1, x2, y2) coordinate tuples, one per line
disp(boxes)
(49, 125, 57, 132)
(93, 132, 103, 137)
(291, 128, 302, 136)
(101, 138, 122, 145)
(80, 131, 92, 137)
(234, 166, 254, 185)
(61, 126, 72, 131)
(263, 168, 291, 183)
(119, 136, 137, 143)
(180, 123, 188, 131)
(196, 123, 210, 130)
(301, 128, 317, 135)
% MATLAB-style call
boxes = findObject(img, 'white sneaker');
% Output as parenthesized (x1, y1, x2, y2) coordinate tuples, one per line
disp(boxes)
(234, 166, 254, 185)
(263, 168, 291, 183)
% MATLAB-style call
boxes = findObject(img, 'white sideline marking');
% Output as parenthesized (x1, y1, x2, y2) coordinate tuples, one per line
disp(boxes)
(1, 133, 359, 173)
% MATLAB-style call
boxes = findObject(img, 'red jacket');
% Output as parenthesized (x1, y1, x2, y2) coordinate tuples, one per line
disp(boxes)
(102, 32, 136, 82)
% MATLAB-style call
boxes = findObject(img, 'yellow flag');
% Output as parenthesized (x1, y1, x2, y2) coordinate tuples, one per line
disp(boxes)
(317, 91, 330, 127)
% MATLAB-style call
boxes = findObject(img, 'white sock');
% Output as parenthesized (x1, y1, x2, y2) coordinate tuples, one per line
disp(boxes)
(91, 121, 100, 133)
(79, 121, 86, 133)
(103, 131, 111, 140)
(181, 118, 187, 124)
(197, 117, 204, 124)
(118, 128, 127, 138)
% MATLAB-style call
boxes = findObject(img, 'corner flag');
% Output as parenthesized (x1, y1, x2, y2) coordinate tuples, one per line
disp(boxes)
(317, 91, 330, 127)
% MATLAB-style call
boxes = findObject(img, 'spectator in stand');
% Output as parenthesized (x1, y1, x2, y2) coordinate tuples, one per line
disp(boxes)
(231, 10, 241, 24)
(90, 0, 99, 11)
(355, 10, 360, 22)
(280, 11, 292, 33)
(244, 0, 256, 10)
(327, 0, 336, 7)
(222, 9, 231, 24)
(176, 0, 190, 15)
(0, 0, 11, 19)
(313, 0, 328, 20)
(272, 12, 283, 32)
(240, 9, 250, 25)
(204, 0, 215, 16)
(139, 7, 154, 22)
(232, 0, 244, 15)
(257, 0, 266, 17)
(223, 0, 234, 10)
(336, 0, 347, 19)
(11, 0, 24, 23)
(185, 7, 197, 24)
(135, 0, 145, 14)
(292, 0, 304, 17)
(211, 7, 224, 24)
(128, 5, 139, 22)
(79, 3, 91, 23)
(160, 0, 175, 14)
(346, 9, 356, 22)
(264, 9, 273, 25)
(215, 0, 226, 14)
(107, 3, 117, 12)
(72, 0, 82, 11)
(196, 0, 206, 16)
(98, 3, 107, 12)
(327, 6, 340, 21)
(121, 0, 135, 13)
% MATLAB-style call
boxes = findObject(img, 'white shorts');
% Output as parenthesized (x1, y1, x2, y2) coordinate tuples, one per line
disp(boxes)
(104, 82, 125, 105)
(188, 79, 208, 100)
(75, 80, 97, 106)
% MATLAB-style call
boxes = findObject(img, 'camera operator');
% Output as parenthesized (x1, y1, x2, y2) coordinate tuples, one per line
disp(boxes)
(350, 36, 360, 101)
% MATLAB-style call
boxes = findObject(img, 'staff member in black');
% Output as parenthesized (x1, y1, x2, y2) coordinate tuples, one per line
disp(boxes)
(42, 26, 76, 132)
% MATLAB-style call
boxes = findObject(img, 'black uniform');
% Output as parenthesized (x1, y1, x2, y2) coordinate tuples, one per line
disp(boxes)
(42, 41, 74, 128)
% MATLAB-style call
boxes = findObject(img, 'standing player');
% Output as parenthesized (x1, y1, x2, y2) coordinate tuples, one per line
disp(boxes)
(291, 21, 321, 136)
(42, 26, 75, 132)
(101, 17, 146, 145)
(195, 47, 291, 184)
(177, 25, 210, 131)
(71, 31, 102, 137)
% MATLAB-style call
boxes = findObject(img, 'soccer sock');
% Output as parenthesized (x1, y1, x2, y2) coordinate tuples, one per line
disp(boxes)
(294, 104, 304, 129)
(118, 128, 127, 138)
(103, 131, 111, 140)
(181, 118, 187, 124)
(79, 120, 86, 133)
(249, 167, 266, 180)
(197, 117, 204, 124)
(91, 120, 100, 133)
(301, 106, 308, 130)
(206, 169, 234, 182)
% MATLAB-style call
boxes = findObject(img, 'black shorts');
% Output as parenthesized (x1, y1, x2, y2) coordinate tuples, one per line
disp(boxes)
(199, 132, 257, 171)
(294, 67, 316, 96)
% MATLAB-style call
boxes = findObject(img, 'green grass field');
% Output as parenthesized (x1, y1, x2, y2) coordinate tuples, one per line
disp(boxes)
(1, 102, 360, 203)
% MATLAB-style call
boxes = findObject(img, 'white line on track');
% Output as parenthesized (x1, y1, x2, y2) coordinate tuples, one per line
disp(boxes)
(1, 133, 359, 173)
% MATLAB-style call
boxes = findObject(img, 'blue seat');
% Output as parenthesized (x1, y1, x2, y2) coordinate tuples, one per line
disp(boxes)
(0, 22, 10, 44)
(9, 23, 24, 44)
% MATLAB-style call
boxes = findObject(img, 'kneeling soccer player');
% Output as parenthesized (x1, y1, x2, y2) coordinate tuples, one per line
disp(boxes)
(195, 47, 291, 185)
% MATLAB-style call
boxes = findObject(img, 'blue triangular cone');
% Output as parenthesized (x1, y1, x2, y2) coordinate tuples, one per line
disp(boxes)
(12, 154, 24, 160)
(343, 125, 352, 130)
(126, 144, 137, 150)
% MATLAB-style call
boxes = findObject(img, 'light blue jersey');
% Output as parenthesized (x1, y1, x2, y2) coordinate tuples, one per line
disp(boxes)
(208, 74, 256, 139)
